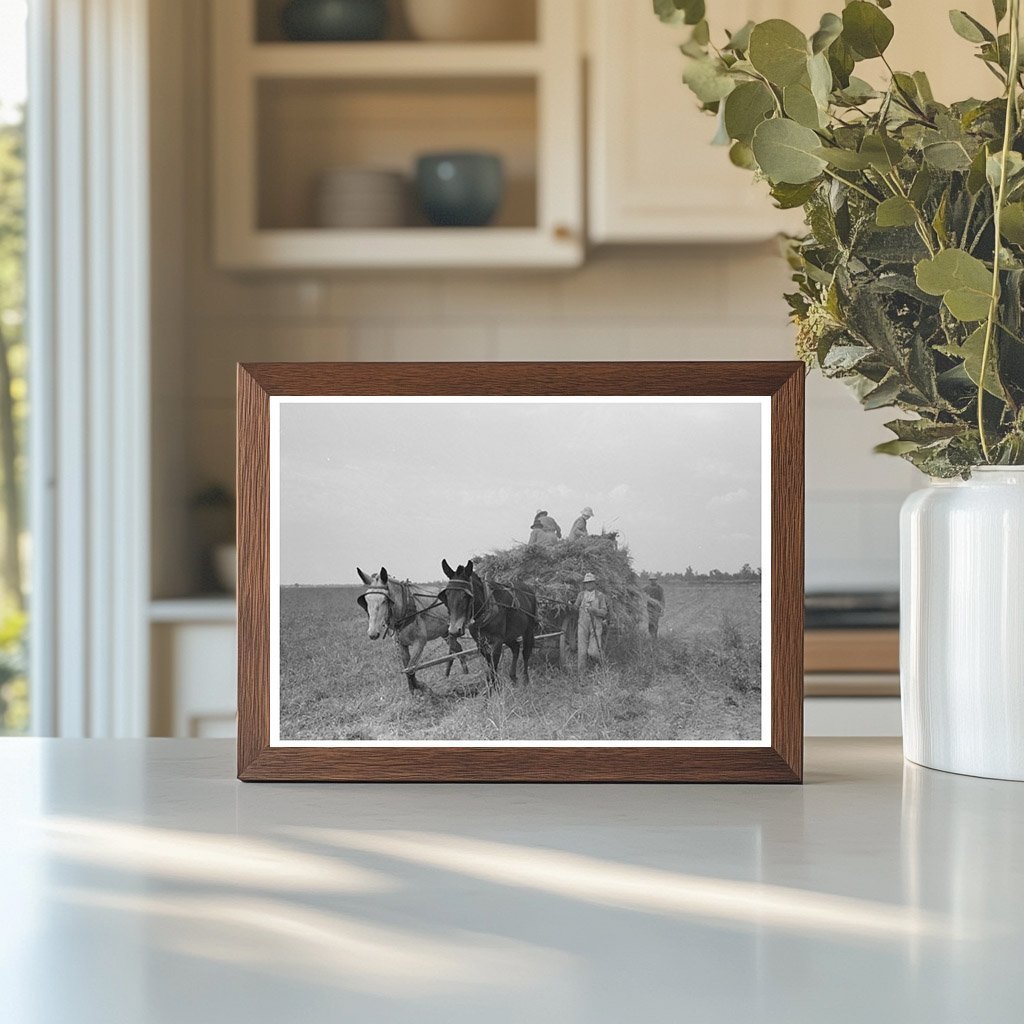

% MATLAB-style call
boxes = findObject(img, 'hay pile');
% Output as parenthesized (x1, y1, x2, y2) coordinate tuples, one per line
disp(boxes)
(474, 534, 644, 634)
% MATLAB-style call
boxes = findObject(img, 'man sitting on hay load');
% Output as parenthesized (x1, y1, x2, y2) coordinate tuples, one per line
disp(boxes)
(568, 506, 594, 541)
(528, 509, 561, 548)
(574, 572, 609, 674)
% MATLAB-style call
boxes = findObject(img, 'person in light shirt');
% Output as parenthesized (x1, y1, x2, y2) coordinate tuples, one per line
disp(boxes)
(568, 506, 594, 541)
(574, 572, 608, 673)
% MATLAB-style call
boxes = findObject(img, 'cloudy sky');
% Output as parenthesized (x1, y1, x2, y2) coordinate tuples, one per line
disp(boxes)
(277, 398, 764, 584)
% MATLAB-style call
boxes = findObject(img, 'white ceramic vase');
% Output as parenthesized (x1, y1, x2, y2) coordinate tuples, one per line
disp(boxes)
(900, 467, 1024, 780)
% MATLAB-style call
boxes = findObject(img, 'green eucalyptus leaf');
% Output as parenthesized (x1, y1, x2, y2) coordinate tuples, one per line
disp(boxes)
(810, 12, 843, 54)
(808, 52, 833, 108)
(691, 19, 710, 45)
(986, 150, 1024, 190)
(814, 146, 872, 170)
(724, 20, 755, 53)
(939, 326, 1006, 397)
(948, 10, 994, 44)
(932, 190, 950, 247)
(752, 118, 828, 184)
(885, 420, 964, 445)
(909, 164, 934, 205)
(653, 0, 705, 26)
(876, 196, 918, 228)
(729, 140, 758, 169)
(861, 133, 904, 173)
(683, 57, 736, 104)
(913, 71, 935, 104)
(915, 250, 994, 322)
(842, 1, 895, 59)
(875, 439, 922, 455)
(993, 0, 1008, 24)
(771, 179, 820, 209)
(837, 76, 879, 104)
(967, 144, 992, 192)
(723, 81, 775, 144)
(748, 20, 809, 86)
(922, 140, 973, 171)
(784, 80, 824, 129)
(711, 109, 731, 145)
(862, 375, 903, 409)
(827, 35, 856, 88)
(1000, 203, 1024, 244)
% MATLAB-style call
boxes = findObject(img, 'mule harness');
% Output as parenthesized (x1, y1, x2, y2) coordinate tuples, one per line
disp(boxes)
(361, 581, 446, 636)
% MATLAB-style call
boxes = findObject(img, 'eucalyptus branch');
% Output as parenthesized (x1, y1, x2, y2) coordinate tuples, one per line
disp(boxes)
(884, 170, 939, 254)
(979, 0, 1021, 462)
(822, 168, 881, 205)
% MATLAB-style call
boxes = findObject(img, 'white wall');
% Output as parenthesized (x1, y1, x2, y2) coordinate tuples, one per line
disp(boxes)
(158, 0, 920, 598)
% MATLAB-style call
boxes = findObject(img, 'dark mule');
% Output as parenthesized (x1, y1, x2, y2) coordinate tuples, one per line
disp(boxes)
(439, 559, 537, 689)
(357, 567, 469, 693)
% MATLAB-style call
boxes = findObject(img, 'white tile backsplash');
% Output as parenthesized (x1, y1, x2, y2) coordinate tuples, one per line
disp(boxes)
(182, 256, 915, 593)
(168, 0, 916, 594)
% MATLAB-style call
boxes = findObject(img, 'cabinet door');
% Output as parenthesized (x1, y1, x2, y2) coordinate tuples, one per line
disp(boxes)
(587, 0, 997, 244)
(587, 0, 807, 243)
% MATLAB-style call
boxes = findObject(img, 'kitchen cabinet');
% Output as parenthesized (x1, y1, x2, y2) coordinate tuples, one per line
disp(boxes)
(211, 0, 583, 269)
(587, 0, 812, 243)
(150, 601, 237, 738)
(586, 0, 998, 244)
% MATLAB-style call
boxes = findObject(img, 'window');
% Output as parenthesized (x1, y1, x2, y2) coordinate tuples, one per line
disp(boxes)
(0, 0, 28, 734)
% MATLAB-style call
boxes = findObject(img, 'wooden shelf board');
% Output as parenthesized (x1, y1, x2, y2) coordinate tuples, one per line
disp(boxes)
(804, 628, 899, 675)
(249, 42, 544, 79)
(220, 227, 581, 269)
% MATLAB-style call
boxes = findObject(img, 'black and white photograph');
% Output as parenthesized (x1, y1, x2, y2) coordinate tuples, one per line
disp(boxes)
(270, 396, 770, 746)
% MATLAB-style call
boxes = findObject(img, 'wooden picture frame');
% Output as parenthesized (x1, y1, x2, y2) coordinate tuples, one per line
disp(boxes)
(237, 362, 804, 782)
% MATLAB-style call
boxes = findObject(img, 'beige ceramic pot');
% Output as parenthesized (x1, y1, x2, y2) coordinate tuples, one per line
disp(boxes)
(403, 0, 535, 41)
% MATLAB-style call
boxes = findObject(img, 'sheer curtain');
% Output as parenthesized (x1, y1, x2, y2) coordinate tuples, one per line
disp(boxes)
(28, 0, 150, 736)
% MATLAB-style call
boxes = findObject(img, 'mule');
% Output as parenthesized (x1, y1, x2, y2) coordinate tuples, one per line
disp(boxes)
(439, 559, 537, 689)
(356, 567, 469, 694)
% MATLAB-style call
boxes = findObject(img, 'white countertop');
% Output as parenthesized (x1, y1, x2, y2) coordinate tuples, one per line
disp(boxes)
(1, 738, 1020, 1023)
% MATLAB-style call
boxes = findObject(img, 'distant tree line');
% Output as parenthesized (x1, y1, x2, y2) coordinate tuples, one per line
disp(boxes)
(650, 564, 761, 584)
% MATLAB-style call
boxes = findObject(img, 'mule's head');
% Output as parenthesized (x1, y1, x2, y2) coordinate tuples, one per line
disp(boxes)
(440, 558, 475, 639)
(356, 566, 390, 640)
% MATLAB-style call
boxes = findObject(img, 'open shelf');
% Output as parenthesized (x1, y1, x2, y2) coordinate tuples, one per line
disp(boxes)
(213, 0, 582, 268)
(257, 76, 538, 231)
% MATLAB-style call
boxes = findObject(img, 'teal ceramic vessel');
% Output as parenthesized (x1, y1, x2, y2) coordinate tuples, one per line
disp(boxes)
(281, 0, 388, 42)
(415, 152, 505, 227)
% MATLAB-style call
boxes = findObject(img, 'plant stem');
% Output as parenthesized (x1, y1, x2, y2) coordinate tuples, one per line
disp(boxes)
(822, 167, 880, 205)
(979, 0, 1021, 462)
(884, 170, 939, 254)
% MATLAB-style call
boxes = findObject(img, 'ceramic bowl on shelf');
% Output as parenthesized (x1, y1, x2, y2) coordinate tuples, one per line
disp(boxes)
(280, 0, 388, 42)
(403, 0, 535, 42)
(315, 167, 407, 229)
(414, 152, 504, 227)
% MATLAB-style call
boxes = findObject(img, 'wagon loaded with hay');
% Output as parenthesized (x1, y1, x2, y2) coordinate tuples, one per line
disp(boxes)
(473, 533, 647, 666)
(398, 533, 648, 684)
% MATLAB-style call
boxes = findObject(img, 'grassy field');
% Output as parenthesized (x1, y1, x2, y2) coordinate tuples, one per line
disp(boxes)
(279, 581, 762, 742)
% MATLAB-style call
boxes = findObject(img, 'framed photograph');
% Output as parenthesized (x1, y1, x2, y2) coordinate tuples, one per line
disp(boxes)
(237, 362, 804, 782)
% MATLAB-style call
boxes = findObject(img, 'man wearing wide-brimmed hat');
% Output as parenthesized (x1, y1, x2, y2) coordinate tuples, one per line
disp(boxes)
(574, 572, 608, 673)
(568, 506, 594, 542)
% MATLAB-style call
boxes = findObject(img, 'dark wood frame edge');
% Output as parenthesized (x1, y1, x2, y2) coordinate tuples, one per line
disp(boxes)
(237, 362, 804, 783)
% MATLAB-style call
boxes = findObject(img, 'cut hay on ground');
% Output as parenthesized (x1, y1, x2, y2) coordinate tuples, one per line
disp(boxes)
(473, 533, 645, 636)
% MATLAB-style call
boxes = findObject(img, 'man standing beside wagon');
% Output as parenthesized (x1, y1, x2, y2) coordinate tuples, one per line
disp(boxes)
(575, 572, 608, 674)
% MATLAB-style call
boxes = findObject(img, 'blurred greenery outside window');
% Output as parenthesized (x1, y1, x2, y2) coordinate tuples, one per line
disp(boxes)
(0, 0, 29, 733)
